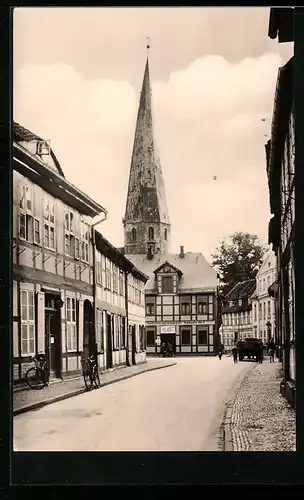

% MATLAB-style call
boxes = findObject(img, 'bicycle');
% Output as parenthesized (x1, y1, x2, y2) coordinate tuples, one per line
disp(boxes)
(25, 353, 49, 390)
(82, 355, 101, 391)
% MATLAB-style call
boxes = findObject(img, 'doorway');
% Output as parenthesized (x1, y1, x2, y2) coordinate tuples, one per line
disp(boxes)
(44, 293, 61, 379)
(106, 313, 113, 369)
(83, 300, 96, 359)
(160, 333, 176, 354)
(131, 325, 136, 365)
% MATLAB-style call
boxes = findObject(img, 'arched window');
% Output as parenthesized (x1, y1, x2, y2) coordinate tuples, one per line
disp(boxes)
(164, 228, 167, 241)
(131, 228, 137, 242)
(148, 227, 154, 240)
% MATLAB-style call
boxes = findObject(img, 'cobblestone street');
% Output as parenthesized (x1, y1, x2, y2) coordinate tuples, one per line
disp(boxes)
(225, 360, 296, 452)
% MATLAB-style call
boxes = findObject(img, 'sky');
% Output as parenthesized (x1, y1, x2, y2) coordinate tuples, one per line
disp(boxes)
(13, 7, 293, 262)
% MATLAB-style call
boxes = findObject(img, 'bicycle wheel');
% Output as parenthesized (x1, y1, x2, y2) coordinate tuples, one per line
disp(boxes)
(25, 367, 46, 390)
(93, 366, 100, 388)
(83, 367, 93, 391)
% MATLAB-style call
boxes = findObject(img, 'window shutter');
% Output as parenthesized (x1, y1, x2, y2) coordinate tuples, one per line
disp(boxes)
(78, 300, 84, 352)
(37, 292, 45, 353)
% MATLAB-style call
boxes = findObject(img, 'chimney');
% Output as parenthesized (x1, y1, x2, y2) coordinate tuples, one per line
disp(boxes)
(180, 246, 184, 258)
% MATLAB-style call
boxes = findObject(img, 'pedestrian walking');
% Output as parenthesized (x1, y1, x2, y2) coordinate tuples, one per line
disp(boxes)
(218, 343, 224, 360)
(231, 343, 238, 363)
(267, 338, 276, 363)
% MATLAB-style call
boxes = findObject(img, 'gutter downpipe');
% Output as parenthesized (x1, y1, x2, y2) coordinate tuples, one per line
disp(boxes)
(91, 211, 108, 369)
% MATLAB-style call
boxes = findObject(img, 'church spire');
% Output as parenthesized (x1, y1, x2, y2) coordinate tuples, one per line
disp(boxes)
(123, 47, 170, 256)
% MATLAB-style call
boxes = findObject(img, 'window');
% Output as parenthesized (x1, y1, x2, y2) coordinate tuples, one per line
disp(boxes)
(119, 271, 124, 296)
(80, 220, 90, 263)
(197, 328, 208, 345)
(268, 300, 271, 318)
(259, 303, 262, 320)
(147, 328, 156, 346)
(66, 297, 77, 351)
(161, 276, 173, 293)
(105, 258, 112, 290)
(254, 304, 257, 321)
(64, 210, 76, 258)
(96, 251, 102, 285)
(113, 265, 118, 293)
(148, 227, 154, 240)
(181, 328, 191, 345)
(146, 302, 155, 315)
(139, 325, 145, 351)
(180, 296, 191, 315)
(18, 185, 41, 245)
(164, 228, 167, 241)
(43, 198, 55, 250)
(121, 317, 126, 348)
(263, 302, 266, 320)
(96, 309, 104, 352)
(197, 296, 208, 315)
(132, 228, 137, 242)
(20, 290, 35, 355)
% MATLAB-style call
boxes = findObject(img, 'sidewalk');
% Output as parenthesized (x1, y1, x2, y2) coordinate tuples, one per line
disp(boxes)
(223, 360, 296, 451)
(13, 358, 177, 416)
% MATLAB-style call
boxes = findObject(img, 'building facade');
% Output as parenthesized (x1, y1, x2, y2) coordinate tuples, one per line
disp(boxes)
(94, 231, 147, 372)
(13, 122, 106, 382)
(251, 251, 277, 346)
(221, 280, 256, 351)
(129, 248, 219, 356)
(13, 122, 147, 385)
(266, 52, 295, 405)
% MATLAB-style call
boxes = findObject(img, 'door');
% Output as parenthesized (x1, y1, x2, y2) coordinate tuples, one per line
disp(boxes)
(131, 325, 136, 365)
(83, 300, 95, 359)
(45, 307, 61, 379)
(106, 313, 113, 369)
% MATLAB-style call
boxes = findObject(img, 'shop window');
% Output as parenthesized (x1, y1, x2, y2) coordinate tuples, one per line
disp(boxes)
(197, 328, 208, 345)
(20, 290, 35, 356)
(147, 328, 156, 346)
(181, 328, 191, 345)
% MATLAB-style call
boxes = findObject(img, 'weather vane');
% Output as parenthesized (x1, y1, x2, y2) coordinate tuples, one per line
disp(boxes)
(146, 36, 151, 50)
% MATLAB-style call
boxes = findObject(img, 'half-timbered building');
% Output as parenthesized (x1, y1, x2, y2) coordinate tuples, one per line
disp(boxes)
(128, 247, 219, 356)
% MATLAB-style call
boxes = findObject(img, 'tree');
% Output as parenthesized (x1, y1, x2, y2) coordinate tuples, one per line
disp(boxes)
(211, 232, 268, 295)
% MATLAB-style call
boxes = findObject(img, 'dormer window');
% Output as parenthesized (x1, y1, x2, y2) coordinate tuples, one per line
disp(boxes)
(161, 276, 173, 293)
(131, 228, 137, 242)
(148, 227, 154, 240)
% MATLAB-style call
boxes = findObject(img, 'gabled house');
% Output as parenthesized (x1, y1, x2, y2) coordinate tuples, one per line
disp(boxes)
(128, 246, 219, 356)
(221, 279, 256, 350)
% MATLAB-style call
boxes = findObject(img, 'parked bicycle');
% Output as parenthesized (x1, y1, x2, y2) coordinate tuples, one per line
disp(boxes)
(82, 355, 101, 391)
(25, 353, 49, 390)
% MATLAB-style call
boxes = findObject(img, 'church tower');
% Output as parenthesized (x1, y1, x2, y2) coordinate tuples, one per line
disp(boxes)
(123, 48, 170, 257)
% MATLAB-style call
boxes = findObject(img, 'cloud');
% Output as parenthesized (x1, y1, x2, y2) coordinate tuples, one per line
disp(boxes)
(14, 51, 284, 260)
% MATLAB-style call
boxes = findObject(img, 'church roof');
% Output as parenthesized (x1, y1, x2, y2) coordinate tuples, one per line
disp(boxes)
(127, 252, 217, 293)
(124, 56, 170, 224)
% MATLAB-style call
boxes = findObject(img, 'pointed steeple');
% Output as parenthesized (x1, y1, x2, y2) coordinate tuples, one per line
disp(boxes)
(123, 49, 171, 256)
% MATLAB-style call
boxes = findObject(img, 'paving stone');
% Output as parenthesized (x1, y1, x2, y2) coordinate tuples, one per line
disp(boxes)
(227, 361, 296, 451)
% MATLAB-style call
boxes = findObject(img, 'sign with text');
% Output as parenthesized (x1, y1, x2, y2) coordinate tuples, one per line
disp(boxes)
(160, 325, 176, 334)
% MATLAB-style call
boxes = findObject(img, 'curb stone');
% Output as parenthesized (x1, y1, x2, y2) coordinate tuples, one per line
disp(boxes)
(13, 360, 177, 416)
(222, 364, 257, 451)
